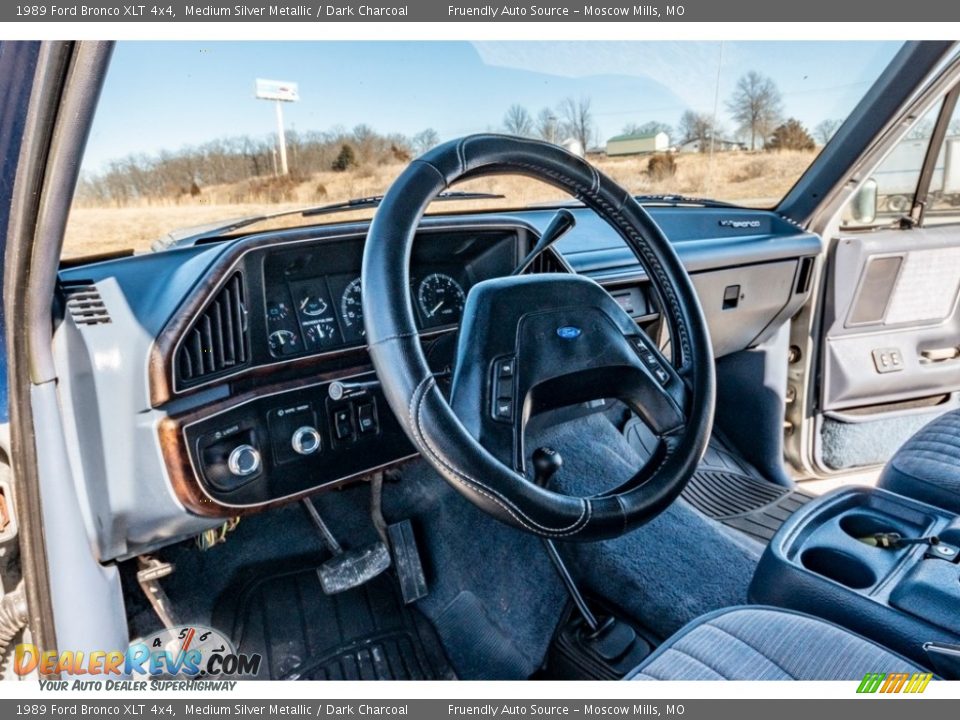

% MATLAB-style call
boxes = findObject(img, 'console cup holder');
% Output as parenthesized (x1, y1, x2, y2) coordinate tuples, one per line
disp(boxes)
(839, 512, 907, 542)
(801, 547, 876, 590)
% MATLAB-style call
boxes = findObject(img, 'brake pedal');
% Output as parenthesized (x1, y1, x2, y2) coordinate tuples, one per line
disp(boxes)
(370, 471, 428, 605)
(388, 520, 428, 605)
(302, 498, 391, 595)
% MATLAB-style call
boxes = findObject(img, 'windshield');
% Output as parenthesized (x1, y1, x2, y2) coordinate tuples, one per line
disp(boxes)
(65, 40, 903, 259)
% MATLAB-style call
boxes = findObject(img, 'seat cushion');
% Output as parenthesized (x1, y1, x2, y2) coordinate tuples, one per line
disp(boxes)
(878, 409, 960, 514)
(627, 606, 925, 680)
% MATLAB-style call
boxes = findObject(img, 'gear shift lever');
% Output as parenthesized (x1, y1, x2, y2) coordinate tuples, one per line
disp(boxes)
(533, 447, 564, 486)
(531, 447, 648, 675)
(532, 447, 602, 633)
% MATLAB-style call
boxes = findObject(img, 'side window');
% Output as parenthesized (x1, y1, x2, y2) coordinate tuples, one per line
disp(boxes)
(841, 102, 942, 228)
(925, 99, 960, 224)
(842, 92, 960, 229)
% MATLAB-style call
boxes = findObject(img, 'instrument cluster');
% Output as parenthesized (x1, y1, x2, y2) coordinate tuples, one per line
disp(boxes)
(261, 229, 516, 360)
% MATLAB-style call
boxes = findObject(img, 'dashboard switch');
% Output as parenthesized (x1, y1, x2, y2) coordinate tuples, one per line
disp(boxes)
(357, 403, 378, 434)
(291, 426, 322, 456)
(333, 407, 354, 442)
(491, 356, 517, 423)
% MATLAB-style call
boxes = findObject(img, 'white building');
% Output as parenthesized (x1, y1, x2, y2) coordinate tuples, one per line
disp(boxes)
(605, 131, 670, 156)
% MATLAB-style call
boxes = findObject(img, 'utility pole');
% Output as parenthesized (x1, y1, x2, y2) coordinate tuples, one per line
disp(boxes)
(255, 78, 299, 176)
(275, 101, 288, 175)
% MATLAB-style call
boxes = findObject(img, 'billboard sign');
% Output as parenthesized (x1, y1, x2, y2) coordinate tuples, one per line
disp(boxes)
(255, 79, 299, 102)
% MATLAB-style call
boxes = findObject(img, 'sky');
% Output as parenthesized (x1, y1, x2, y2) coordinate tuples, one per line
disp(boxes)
(82, 40, 903, 173)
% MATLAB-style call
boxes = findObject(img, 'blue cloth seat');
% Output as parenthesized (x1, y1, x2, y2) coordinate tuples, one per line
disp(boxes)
(877, 409, 960, 514)
(627, 606, 925, 680)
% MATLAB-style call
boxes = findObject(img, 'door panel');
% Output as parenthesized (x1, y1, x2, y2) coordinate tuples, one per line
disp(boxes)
(823, 225, 960, 410)
(817, 224, 960, 471)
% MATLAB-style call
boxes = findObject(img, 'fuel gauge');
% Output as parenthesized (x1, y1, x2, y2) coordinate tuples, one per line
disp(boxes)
(303, 317, 338, 345)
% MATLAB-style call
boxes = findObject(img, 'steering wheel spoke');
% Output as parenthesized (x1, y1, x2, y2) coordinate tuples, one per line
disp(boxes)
(619, 329, 688, 437)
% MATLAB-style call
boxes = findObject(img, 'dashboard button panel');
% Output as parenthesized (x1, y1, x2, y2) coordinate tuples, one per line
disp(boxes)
(186, 373, 412, 506)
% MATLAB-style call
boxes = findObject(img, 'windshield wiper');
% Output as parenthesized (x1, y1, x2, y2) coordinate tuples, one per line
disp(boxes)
(154, 190, 506, 250)
(633, 194, 741, 208)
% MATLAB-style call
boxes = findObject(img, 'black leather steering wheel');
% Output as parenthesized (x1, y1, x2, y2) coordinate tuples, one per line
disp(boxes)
(362, 135, 714, 541)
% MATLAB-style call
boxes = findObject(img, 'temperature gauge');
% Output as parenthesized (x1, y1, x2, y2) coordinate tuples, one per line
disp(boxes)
(299, 295, 329, 317)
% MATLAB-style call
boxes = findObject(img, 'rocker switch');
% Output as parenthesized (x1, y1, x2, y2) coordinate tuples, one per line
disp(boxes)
(357, 403, 377, 434)
(333, 407, 354, 441)
(492, 356, 517, 423)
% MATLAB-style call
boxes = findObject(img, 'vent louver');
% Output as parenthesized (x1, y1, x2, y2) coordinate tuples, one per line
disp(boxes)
(526, 249, 567, 275)
(175, 272, 249, 386)
(62, 281, 111, 325)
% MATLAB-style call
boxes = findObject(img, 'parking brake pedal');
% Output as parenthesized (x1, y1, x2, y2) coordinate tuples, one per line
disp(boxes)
(302, 498, 391, 595)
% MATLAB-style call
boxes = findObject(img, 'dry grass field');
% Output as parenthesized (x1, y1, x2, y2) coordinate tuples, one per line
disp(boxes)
(63, 150, 817, 259)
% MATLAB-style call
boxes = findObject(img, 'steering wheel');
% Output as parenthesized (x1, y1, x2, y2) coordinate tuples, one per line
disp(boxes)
(362, 135, 714, 541)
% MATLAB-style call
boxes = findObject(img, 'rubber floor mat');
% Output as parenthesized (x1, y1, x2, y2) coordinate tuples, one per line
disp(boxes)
(624, 417, 815, 543)
(222, 567, 455, 680)
(682, 470, 816, 542)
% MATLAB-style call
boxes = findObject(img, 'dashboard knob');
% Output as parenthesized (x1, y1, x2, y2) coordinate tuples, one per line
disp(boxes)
(227, 444, 261, 477)
(291, 426, 322, 456)
(328, 379, 378, 401)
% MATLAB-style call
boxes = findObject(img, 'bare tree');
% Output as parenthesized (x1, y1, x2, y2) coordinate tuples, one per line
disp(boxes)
(622, 121, 672, 137)
(726, 71, 783, 150)
(678, 110, 720, 150)
(558, 96, 596, 152)
(814, 119, 842, 145)
(412, 128, 440, 155)
(503, 104, 535, 137)
(536, 108, 562, 144)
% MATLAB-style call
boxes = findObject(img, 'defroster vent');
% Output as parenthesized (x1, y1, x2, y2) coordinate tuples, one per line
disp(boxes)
(175, 272, 249, 386)
(525, 248, 567, 274)
(62, 281, 111, 325)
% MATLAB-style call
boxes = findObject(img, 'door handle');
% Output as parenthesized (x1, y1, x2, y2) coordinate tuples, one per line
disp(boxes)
(921, 346, 960, 362)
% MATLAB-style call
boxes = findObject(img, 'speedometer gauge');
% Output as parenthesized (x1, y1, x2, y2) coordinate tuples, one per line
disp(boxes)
(417, 273, 465, 326)
(339, 278, 365, 339)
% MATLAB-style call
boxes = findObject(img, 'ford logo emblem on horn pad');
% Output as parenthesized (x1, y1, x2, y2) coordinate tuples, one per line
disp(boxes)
(556, 326, 582, 340)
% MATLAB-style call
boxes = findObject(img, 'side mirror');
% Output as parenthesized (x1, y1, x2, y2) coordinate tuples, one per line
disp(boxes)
(847, 178, 878, 225)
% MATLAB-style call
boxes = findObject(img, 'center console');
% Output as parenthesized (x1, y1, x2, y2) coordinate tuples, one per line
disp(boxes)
(750, 486, 960, 666)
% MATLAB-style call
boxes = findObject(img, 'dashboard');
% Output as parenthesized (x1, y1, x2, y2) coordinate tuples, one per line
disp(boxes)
(164, 227, 522, 509)
(55, 207, 821, 562)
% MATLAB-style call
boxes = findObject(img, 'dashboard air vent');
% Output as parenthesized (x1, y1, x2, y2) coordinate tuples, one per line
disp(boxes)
(176, 272, 249, 385)
(62, 281, 111, 325)
(526, 249, 567, 275)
